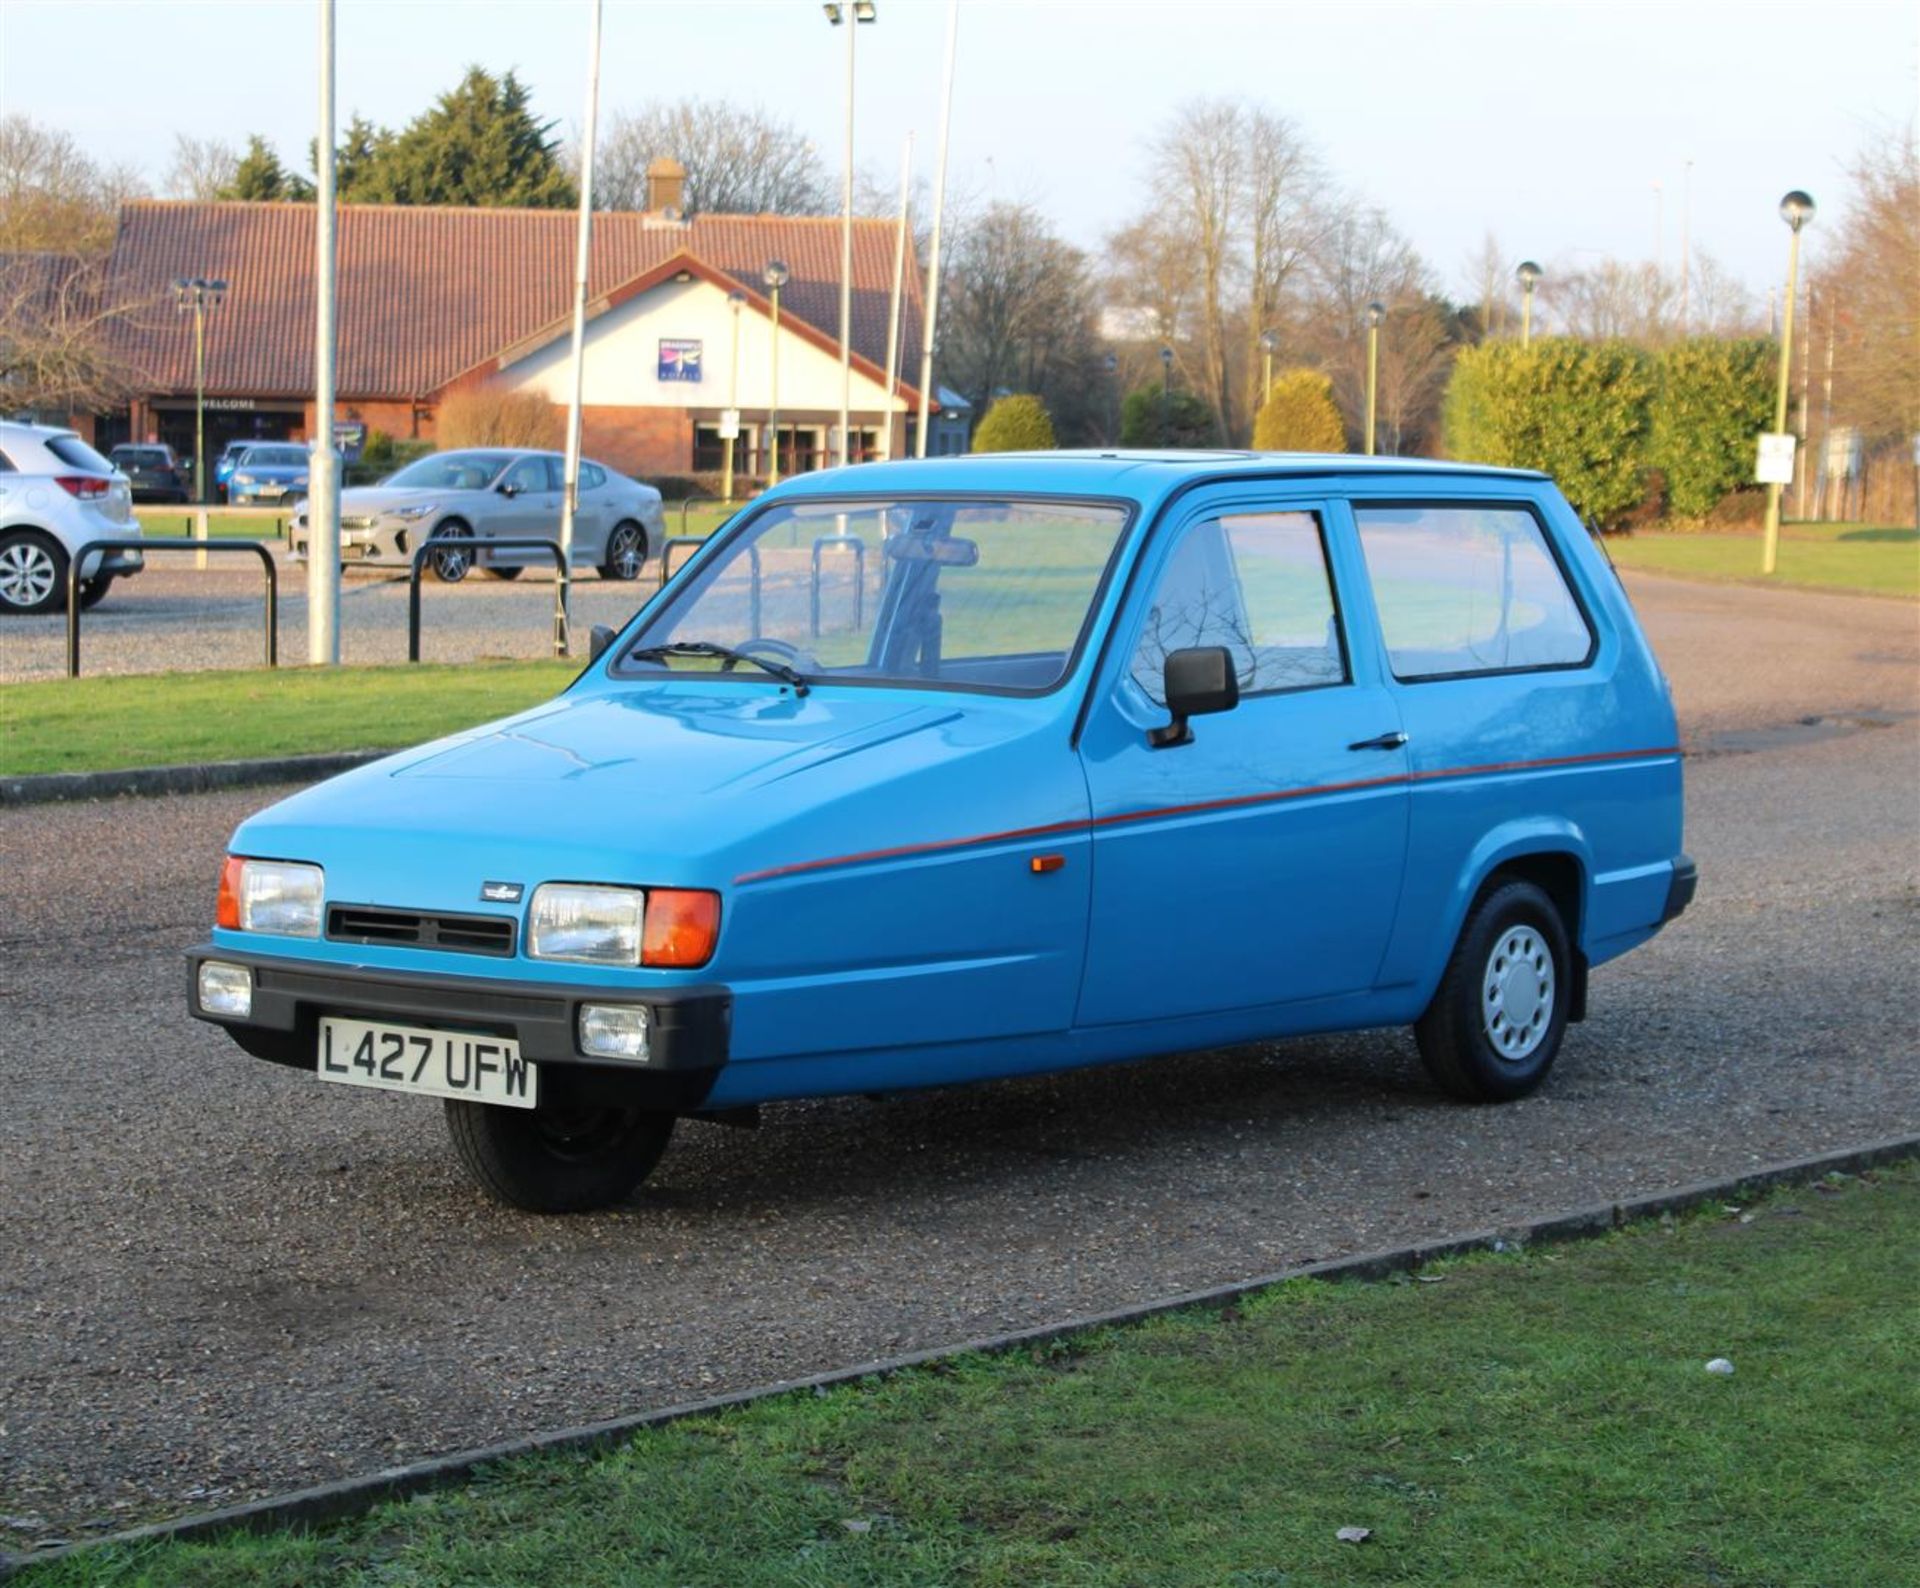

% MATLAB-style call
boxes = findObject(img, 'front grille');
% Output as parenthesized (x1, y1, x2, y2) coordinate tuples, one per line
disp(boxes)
(327, 904, 516, 958)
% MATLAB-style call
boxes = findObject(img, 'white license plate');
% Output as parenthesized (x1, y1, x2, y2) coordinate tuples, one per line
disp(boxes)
(317, 1016, 538, 1108)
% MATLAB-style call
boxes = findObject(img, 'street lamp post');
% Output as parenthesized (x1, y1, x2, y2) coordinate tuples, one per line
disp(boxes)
(723, 289, 747, 503)
(1159, 346, 1173, 445)
(1364, 302, 1384, 456)
(763, 259, 788, 484)
(1516, 261, 1541, 348)
(172, 277, 227, 503)
(1259, 328, 1279, 407)
(1103, 351, 1119, 444)
(1762, 190, 1815, 576)
(824, 1, 876, 468)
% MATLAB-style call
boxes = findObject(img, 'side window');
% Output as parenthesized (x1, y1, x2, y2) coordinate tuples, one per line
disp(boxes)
(1130, 510, 1346, 705)
(0, 450, 15, 473)
(578, 461, 606, 490)
(1354, 503, 1594, 680)
(503, 456, 548, 495)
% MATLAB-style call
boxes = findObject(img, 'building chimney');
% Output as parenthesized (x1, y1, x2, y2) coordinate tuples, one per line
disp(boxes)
(645, 157, 687, 217)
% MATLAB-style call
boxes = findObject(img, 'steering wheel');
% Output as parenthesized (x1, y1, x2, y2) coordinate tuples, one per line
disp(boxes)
(723, 636, 821, 674)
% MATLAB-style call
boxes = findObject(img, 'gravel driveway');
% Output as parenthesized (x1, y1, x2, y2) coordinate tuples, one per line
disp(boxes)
(1, 573, 1915, 1546)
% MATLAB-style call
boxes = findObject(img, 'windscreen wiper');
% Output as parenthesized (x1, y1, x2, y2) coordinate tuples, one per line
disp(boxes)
(628, 640, 810, 695)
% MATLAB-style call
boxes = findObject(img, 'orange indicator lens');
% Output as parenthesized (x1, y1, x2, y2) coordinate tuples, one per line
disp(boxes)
(641, 889, 722, 967)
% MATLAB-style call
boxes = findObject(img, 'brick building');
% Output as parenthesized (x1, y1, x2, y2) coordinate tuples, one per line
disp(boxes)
(77, 167, 938, 479)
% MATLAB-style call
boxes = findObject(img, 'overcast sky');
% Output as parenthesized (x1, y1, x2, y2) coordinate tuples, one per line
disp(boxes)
(5, 0, 1915, 302)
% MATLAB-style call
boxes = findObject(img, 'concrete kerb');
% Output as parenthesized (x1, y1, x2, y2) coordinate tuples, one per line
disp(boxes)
(0, 751, 388, 808)
(7, 1132, 1914, 1578)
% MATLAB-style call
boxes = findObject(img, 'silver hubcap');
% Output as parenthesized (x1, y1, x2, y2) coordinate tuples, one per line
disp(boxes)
(0, 541, 57, 607)
(1482, 924, 1555, 1062)
(610, 527, 641, 577)
(433, 537, 470, 578)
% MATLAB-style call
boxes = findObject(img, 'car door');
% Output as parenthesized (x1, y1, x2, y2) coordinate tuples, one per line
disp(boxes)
(1075, 495, 1410, 1028)
(566, 459, 611, 562)
(481, 454, 557, 569)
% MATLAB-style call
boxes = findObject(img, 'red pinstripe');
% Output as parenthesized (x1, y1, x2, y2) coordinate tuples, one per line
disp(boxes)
(732, 744, 1682, 886)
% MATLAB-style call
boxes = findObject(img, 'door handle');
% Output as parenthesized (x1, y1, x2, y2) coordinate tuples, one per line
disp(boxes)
(1348, 730, 1408, 751)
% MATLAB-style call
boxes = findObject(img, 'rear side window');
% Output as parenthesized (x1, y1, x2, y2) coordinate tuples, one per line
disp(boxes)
(0, 450, 15, 473)
(45, 435, 115, 474)
(1354, 503, 1593, 680)
(1131, 510, 1347, 703)
(579, 461, 606, 490)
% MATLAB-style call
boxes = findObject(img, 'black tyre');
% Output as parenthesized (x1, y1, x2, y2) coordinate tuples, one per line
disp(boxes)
(426, 520, 473, 583)
(483, 564, 524, 581)
(598, 520, 647, 581)
(0, 530, 67, 615)
(77, 574, 114, 610)
(443, 1099, 675, 1213)
(1415, 878, 1571, 1102)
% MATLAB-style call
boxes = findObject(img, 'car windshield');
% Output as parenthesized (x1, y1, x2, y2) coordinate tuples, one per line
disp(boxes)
(384, 451, 510, 491)
(243, 446, 306, 467)
(114, 448, 165, 464)
(619, 497, 1131, 696)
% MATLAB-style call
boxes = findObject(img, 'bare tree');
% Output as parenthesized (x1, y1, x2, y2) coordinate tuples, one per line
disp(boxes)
(1820, 127, 1919, 443)
(164, 134, 240, 201)
(1547, 258, 1680, 343)
(594, 101, 829, 215)
(1298, 205, 1439, 444)
(941, 199, 1103, 441)
(0, 252, 158, 414)
(1241, 109, 1326, 422)
(1145, 98, 1246, 442)
(0, 114, 144, 254)
(1461, 231, 1515, 340)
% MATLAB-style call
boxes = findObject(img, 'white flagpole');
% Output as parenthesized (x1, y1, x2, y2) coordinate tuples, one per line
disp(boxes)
(880, 131, 913, 461)
(308, 0, 340, 664)
(557, 0, 603, 656)
(915, 0, 957, 457)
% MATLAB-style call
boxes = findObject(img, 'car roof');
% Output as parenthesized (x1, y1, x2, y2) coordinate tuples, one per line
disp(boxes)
(0, 420, 81, 440)
(769, 450, 1549, 508)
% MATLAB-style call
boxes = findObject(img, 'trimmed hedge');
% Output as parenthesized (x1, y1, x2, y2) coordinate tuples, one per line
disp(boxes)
(1119, 384, 1215, 447)
(1443, 338, 1654, 526)
(1252, 368, 1347, 452)
(971, 393, 1058, 453)
(1649, 338, 1776, 519)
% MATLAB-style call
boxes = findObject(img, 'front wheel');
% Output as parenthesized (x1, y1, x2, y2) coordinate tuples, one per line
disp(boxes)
(426, 520, 473, 583)
(484, 564, 524, 581)
(1415, 878, 1572, 1102)
(0, 530, 67, 614)
(443, 1099, 675, 1213)
(598, 520, 647, 581)
(78, 574, 114, 610)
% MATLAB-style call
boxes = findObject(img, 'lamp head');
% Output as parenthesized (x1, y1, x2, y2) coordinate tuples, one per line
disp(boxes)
(1259, 329, 1278, 352)
(1367, 301, 1385, 327)
(763, 258, 789, 290)
(1778, 190, 1815, 232)
(1159, 346, 1173, 368)
(1516, 260, 1542, 289)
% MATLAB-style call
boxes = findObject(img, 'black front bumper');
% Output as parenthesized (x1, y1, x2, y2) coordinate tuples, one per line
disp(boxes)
(186, 946, 730, 1112)
(1662, 854, 1698, 923)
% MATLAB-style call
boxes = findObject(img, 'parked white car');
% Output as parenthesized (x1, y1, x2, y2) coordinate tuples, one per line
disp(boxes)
(289, 448, 666, 583)
(0, 421, 143, 614)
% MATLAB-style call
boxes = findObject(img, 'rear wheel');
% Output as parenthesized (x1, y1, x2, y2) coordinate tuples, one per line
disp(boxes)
(0, 530, 66, 615)
(484, 564, 524, 581)
(426, 519, 473, 583)
(443, 1099, 675, 1213)
(598, 520, 647, 581)
(1415, 878, 1572, 1102)
(78, 574, 113, 610)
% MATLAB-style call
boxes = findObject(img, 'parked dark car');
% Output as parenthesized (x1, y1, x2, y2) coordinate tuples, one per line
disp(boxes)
(107, 443, 190, 504)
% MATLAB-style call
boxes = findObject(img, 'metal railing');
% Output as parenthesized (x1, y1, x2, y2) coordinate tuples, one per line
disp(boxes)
(408, 537, 568, 662)
(810, 534, 867, 637)
(658, 537, 762, 635)
(66, 537, 277, 678)
(676, 495, 754, 538)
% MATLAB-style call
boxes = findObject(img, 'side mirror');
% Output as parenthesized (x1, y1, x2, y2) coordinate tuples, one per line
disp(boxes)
(497, 480, 518, 498)
(589, 624, 617, 663)
(1149, 645, 1239, 749)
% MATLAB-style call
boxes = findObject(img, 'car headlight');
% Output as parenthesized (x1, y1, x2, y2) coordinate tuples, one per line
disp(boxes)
(528, 884, 720, 968)
(529, 884, 644, 966)
(233, 473, 255, 485)
(216, 856, 324, 937)
(389, 502, 438, 520)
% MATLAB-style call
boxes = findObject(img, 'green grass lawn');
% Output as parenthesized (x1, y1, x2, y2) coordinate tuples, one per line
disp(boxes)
(1, 661, 577, 776)
(133, 508, 294, 541)
(1607, 520, 1919, 598)
(26, 1165, 1915, 1587)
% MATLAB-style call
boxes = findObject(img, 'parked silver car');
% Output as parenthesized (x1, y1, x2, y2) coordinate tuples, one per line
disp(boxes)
(0, 420, 143, 614)
(289, 448, 665, 582)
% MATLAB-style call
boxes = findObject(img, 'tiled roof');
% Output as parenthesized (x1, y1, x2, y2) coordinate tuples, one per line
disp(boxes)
(99, 203, 927, 402)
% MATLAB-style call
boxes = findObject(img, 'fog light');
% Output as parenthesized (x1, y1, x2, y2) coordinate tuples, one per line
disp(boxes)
(198, 960, 253, 1018)
(580, 1004, 650, 1062)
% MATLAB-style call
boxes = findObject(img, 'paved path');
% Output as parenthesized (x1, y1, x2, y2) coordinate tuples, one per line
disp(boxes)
(1, 574, 1915, 1544)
